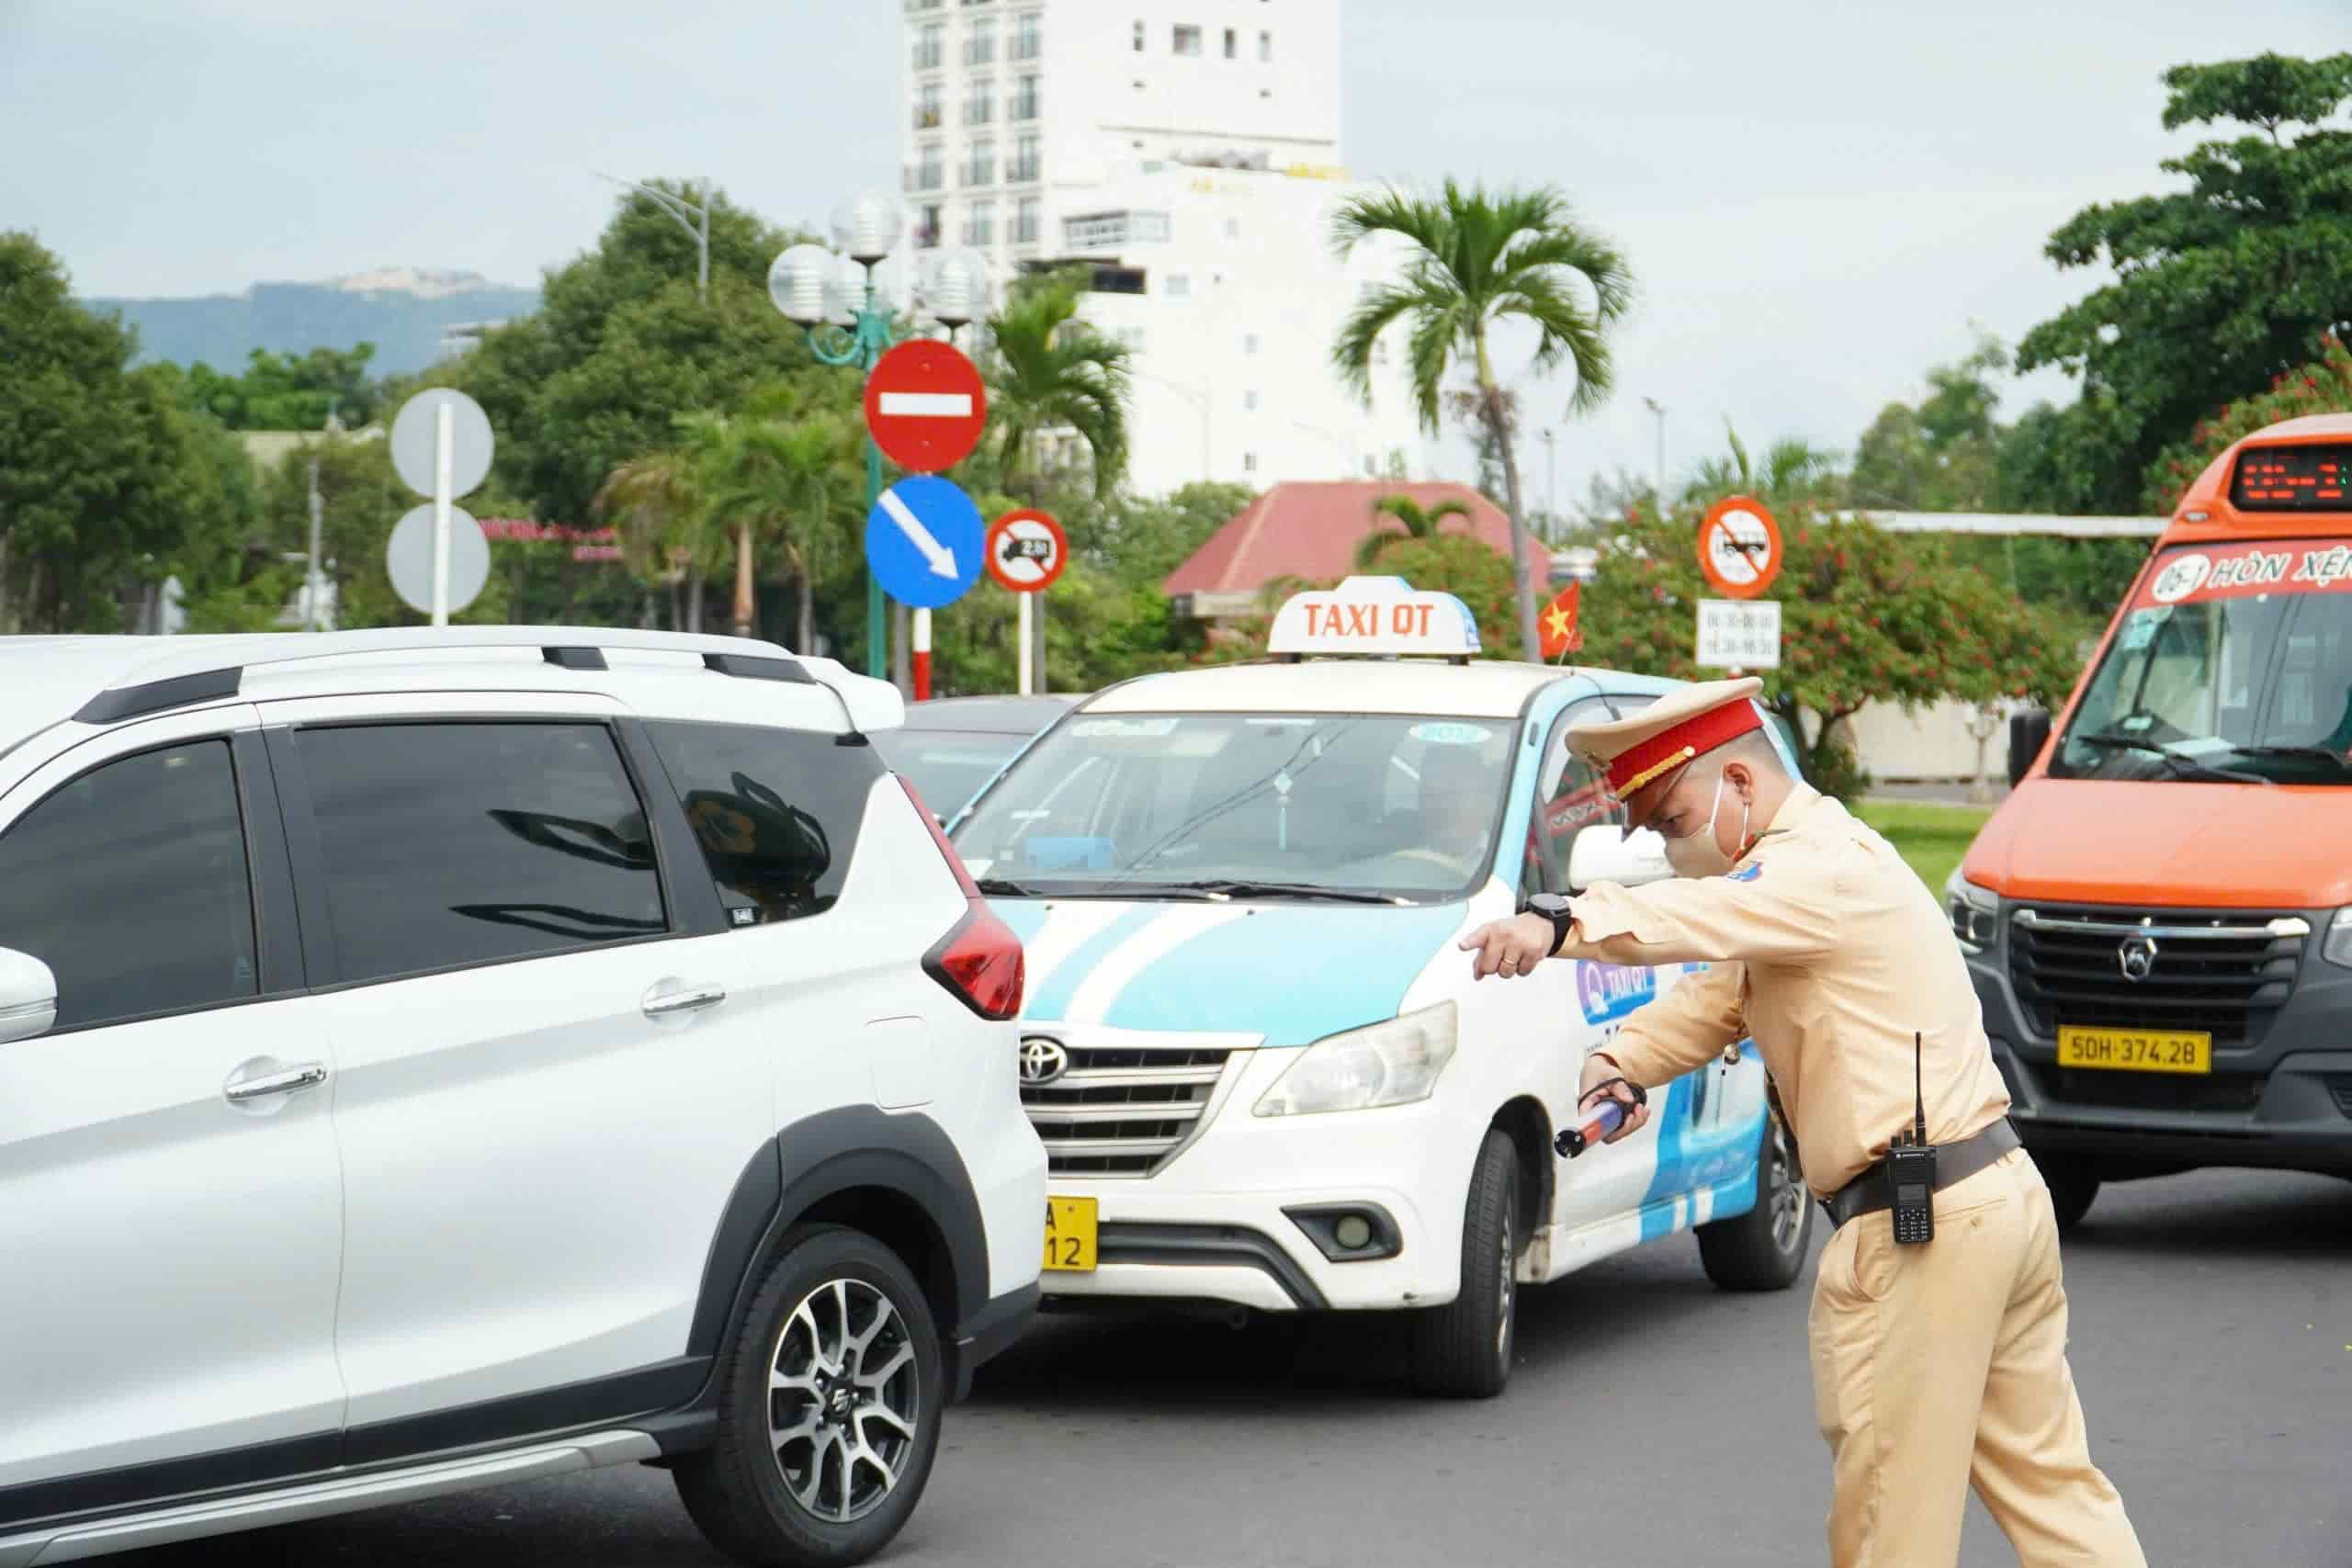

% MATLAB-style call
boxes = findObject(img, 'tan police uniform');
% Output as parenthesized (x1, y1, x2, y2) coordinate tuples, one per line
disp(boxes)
(1556, 680, 2145, 1568)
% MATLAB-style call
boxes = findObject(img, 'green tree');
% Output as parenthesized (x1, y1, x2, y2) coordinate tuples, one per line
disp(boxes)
(1577, 507, 2085, 800)
(2143, 333, 2352, 511)
(980, 276, 1133, 502)
(1062, 480, 1253, 589)
(2015, 52, 2352, 511)
(1330, 179, 1634, 660)
(1680, 422, 1843, 509)
(1354, 491, 1473, 569)
(594, 440, 714, 631)
(183, 344, 383, 430)
(703, 403, 855, 649)
(1849, 337, 2010, 512)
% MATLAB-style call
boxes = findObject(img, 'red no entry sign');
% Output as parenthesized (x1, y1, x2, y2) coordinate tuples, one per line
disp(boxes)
(865, 339, 987, 473)
(986, 509, 1068, 593)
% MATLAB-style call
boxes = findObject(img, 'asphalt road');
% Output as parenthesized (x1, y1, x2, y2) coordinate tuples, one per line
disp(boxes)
(129, 1168, 2349, 1568)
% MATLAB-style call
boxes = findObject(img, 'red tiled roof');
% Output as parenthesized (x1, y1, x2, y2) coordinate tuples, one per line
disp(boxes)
(1162, 481, 1513, 599)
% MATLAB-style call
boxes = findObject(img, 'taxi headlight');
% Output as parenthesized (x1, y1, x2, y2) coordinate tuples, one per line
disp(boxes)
(2325, 908, 2352, 970)
(1254, 1003, 1457, 1118)
(1943, 868, 2001, 954)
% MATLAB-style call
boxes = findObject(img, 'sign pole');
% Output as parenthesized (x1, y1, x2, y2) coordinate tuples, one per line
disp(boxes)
(911, 608, 933, 702)
(1016, 592, 1035, 695)
(431, 400, 453, 626)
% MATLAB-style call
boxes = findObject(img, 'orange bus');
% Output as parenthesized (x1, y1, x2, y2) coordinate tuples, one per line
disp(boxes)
(1953, 413, 2352, 1229)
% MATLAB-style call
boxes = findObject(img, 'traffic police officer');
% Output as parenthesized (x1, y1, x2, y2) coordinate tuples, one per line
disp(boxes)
(1460, 678, 2145, 1568)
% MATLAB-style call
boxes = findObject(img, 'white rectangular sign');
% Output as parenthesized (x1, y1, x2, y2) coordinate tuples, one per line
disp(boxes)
(876, 392, 975, 418)
(1695, 598, 1781, 670)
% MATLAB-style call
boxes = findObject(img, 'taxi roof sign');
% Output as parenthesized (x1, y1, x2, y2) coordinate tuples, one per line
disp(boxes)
(1267, 576, 1482, 660)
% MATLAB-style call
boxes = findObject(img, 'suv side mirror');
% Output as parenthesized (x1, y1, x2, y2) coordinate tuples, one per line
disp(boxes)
(0, 947, 58, 1044)
(1566, 826, 1675, 894)
(2007, 707, 2052, 788)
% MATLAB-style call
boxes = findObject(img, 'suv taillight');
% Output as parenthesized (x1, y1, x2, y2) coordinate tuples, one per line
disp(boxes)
(900, 776, 1025, 1020)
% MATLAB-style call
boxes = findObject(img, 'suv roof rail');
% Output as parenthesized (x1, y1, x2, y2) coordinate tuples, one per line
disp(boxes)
(70, 628, 839, 728)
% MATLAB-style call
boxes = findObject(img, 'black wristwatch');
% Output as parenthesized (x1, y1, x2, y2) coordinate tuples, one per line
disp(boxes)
(1519, 893, 1576, 957)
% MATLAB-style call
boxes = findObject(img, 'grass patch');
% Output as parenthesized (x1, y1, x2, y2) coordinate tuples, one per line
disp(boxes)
(1854, 801, 1994, 897)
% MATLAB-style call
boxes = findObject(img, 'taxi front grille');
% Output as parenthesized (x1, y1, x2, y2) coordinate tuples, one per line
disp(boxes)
(2007, 905, 2305, 1050)
(1020, 1032, 1250, 1179)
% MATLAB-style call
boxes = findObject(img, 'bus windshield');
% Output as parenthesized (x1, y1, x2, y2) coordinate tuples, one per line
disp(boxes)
(947, 710, 1517, 901)
(2052, 541, 2352, 786)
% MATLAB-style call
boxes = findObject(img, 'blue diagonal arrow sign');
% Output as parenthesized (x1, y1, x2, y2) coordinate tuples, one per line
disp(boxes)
(865, 475, 983, 609)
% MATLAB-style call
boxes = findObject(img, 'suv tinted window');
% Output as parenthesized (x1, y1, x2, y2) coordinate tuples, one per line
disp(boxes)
(647, 720, 883, 926)
(0, 739, 257, 1030)
(295, 723, 665, 983)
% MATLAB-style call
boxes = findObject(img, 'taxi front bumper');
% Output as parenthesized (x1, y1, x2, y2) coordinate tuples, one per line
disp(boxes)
(1036, 1052, 1478, 1313)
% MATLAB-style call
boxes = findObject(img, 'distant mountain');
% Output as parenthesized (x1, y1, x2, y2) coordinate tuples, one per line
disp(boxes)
(84, 268, 542, 377)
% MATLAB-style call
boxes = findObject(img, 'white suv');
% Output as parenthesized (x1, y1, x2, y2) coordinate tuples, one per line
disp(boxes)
(0, 629, 1045, 1568)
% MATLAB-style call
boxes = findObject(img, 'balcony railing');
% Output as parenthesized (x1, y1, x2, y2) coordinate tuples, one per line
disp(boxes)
(963, 37, 996, 65)
(960, 160, 996, 186)
(1012, 29, 1041, 61)
(1011, 92, 1039, 120)
(904, 164, 945, 194)
(1006, 155, 1040, 183)
(964, 97, 995, 126)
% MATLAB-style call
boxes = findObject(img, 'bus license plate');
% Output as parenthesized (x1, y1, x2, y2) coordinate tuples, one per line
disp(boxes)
(2056, 1026, 2211, 1075)
(1042, 1196, 1097, 1272)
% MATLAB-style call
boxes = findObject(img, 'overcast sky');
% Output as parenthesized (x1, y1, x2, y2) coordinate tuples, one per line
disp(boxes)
(6, 0, 2345, 508)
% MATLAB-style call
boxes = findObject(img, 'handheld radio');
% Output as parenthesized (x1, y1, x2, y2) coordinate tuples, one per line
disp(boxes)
(1886, 1031, 1936, 1245)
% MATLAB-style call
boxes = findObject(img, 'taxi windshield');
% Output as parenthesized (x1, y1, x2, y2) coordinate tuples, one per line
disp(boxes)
(2052, 542, 2352, 786)
(948, 710, 1516, 902)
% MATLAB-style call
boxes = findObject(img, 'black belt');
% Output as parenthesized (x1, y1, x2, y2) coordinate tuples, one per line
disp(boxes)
(1819, 1119, 2020, 1230)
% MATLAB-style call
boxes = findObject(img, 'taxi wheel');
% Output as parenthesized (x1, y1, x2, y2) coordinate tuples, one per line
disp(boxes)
(1697, 1111, 1811, 1292)
(1412, 1130, 1520, 1400)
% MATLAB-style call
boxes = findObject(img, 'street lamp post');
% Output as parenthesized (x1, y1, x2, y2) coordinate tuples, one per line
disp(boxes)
(594, 173, 711, 301)
(770, 198, 990, 682)
(1643, 397, 1668, 512)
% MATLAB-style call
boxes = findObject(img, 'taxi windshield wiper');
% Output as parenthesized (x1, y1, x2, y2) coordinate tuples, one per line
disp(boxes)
(973, 876, 1050, 897)
(2071, 731, 2271, 784)
(2226, 743, 2352, 778)
(1151, 878, 1413, 906)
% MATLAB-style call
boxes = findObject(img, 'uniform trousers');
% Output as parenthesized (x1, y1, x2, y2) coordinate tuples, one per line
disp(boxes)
(1807, 1147, 2147, 1567)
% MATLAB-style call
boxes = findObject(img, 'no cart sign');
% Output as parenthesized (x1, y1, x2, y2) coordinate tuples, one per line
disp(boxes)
(985, 509, 1068, 593)
(1698, 495, 1784, 600)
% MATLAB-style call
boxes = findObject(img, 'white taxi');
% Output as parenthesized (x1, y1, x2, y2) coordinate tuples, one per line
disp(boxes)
(947, 577, 1811, 1396)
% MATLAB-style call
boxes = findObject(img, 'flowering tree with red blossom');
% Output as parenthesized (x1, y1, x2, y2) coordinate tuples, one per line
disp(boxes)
(2143, 336, 2352, 513)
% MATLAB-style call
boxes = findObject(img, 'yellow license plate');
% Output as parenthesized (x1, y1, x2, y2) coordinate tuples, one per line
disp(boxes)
(2056, 1025, 2211, 1075)
(1042, 1196, 1097, 1272)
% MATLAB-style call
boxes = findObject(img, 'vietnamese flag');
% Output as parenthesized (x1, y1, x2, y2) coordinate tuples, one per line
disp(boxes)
(1539, 582, 1583, 660)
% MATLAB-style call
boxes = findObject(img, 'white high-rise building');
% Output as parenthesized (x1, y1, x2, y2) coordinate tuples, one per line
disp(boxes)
(897, 0, 1421, 498)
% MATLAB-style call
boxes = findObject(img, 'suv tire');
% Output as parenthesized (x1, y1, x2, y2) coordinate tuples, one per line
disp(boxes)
(1697, 1110, 1812, 1291)
(1412, 1129, 1520, 1400)
(675, 1225, 944, 1567)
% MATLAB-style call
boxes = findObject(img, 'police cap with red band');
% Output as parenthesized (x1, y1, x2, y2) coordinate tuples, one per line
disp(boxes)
(1568, 676, 1768, 799)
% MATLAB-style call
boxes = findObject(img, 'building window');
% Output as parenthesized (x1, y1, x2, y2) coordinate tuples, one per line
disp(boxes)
(963, 138, 996, 186)
(1012, 73, 1039, 119)
(964, 17, 996, 64)
(1224, 217, 1239, 239)
(1010, 133, 1041, 182)
(966, 200, 997, 247)
(964, 82, 996, 125)
(1164, 273, 1190, 298)
(1132, 18, 1145, 50)
(1243, 390, 1260, 412)
(913, 81, 943, 130)
(1243, 452, 1258, 473)
(1014, 197, 1042, 244)
(1259, 29, 1272, 61)
(913, 22, 944, 71)
(1012, 9, 1041, 60)
(910, 143, 944, 193)
(1243, 333, 1259, 354)
(1172, 24, 1202, 56)
(916, 203, 943, 249)
(1223, 27, 1237, 58)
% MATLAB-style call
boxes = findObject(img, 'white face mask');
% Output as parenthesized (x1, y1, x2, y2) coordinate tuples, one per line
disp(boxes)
(1660, 773, 1750, 880)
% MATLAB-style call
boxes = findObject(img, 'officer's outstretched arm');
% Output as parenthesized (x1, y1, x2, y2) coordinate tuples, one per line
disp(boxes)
(1593, 958, 1746, 1090)
(1556, 848, 1840, 969)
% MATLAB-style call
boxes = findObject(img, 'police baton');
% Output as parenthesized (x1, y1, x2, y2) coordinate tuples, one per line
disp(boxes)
(1554, 1078, 1648, 1159)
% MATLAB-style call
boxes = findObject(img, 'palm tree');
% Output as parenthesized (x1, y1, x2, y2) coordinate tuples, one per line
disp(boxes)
(1354, 492, 1472, 570)
(1331, 180, 1633, 660)
(1681, 420, 1844, 509)
(703, 415, 849, 649)
(982, 276, 1134, 502)
(594, 446, 707, 631)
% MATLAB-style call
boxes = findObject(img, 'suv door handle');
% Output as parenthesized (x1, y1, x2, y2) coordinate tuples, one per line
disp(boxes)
(224, 1061, 330, 1103)
(642, 983, 728, 1020)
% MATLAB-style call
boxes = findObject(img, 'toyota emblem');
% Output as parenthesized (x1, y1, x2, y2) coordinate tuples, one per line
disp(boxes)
(1019, 1037, 1069, 1086)
(2117, 935, 2159, 983)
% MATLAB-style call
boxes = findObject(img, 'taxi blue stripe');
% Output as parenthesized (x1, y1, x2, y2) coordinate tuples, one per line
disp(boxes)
(1022, 905, 1162, 1020)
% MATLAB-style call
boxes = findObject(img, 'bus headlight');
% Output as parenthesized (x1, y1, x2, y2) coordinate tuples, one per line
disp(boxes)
(1254, 1003, 1458, 1117)
(1944, 869, 2001, 954)
(2325, 908, 2352, 970)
